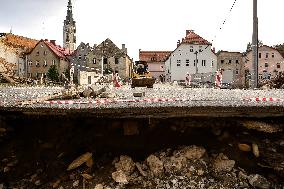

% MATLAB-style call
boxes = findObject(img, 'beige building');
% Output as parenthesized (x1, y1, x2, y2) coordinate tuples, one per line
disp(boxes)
(217, 51, 245, 88)
(245, 45, 284, 84)
(27, 39, 71, 79)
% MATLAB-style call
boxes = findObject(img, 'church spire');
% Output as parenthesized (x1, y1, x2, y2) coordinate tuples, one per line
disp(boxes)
(63, 0, 76, 52)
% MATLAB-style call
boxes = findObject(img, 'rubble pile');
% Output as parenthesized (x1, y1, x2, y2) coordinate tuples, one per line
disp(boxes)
(0, 57, 16, 77)
(260, 72, 284, 89)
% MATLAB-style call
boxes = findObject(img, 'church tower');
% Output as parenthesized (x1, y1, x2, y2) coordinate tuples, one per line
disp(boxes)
(63, 0, 76, 52)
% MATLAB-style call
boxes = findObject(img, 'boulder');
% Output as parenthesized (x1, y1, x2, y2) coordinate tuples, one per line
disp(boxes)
(212, 153, 235, 173)
(114, 155, 135, 175)
(146, 155, 164, 176)
(248, 174, 270, 189)
(112, 170, 128, 184)
(174, 145, 206, 160)
(164, 156, 187, 174)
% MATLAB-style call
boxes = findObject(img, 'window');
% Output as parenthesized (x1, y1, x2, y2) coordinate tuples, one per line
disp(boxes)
(115, 58, 119, 64)
(103, 58, 107, 64)
(84, 55, 87, 60)
(36, 51, 39, 56)
(221, 60, 224, 64)
(43, 60, 47, 67)
(190, 46, 193, 52)
(194, 60, 196, 66)
(78, 55, 82, 60)
(177, 60, 181, 66)
(259, 53, 261, 59)
(228, 60, 232, 64)
(199, 46, 202, 52)
(266, 53, 269, 58)
(272, 53, 275, 58)
(28, 61, 32, 66)
(186, 59, 189, 66)
(93, 58, 96, 64)
(265, 63, 268, 67)
(43, 51, 47, 55)
(115, 70, 119, 74)
(259, 74, 262, 79)
(202, 60, 206, 66)
(211, 61, 214, 67)
(28, 73, 32, 78)
(236, 60, 239, 64)
(236, 69, 239, 75)
(36, 61, 40, 67)
(52, 60, 56, 65)
(277, 63, 280, 69)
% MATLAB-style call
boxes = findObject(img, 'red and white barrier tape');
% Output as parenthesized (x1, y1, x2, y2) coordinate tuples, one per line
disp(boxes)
(44, 98, 188, 105)
(244, 97, 284, 102)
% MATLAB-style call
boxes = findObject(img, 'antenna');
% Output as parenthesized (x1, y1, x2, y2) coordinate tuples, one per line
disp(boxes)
(42, 21, 46, 39)
(9, 26, 13, 34)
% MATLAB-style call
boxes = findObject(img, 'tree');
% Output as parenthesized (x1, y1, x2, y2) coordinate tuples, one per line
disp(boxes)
(246, 40, 263, 52)
(47, 65, 59, 82)
(274, 43, 284, 58)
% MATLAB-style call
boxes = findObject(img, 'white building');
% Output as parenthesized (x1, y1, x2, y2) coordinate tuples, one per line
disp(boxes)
(165, 30, 217, 82)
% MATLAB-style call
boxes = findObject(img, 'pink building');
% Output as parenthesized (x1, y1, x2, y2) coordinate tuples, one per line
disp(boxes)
(139, 50, 171, 81)
(245, 45, 284, 83)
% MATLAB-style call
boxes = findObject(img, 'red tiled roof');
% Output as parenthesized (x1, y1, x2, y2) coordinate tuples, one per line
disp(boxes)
(179, 30, 211, 46)
(42, 40, 72, 59)
(139, 51, 171, 62)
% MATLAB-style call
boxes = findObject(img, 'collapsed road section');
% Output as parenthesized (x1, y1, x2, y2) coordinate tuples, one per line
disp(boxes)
(0, 85, 284, 188)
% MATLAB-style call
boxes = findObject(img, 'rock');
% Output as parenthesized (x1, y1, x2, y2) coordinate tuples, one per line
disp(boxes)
(73, 180, 79, 187)
(279, 141, 284, 146)
(252, 143, 260, 157)
(146, 155, 164, 176)
(82, 88, 93, 98)
(86, 157, 94, 168)
(164, 156, 186, 173)
(94, 184, 104, 189)
(114, 155, 135, 175)
(241, 120, 283, 133)
(133, 92, 145, 97)
(135, 162, 147, 177)
(212, 153, 235, 173)
(52, 180, 61, 188)
(3, 166, 10, 173)
(81, 173, 93, 180)
(238, 143, 251, 152)
(0, 128, 6, 133)
(100, 92, 116, 98)
(67, 152, 92, 171)
(112, 170, 128, 184)
(0, 184, 4, 189)
(175, 145, 206, 160)
(34, 180, 41, 186)
(248, 174, 270, 189)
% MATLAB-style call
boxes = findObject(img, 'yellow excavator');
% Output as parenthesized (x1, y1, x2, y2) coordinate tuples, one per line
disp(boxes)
(131, 61, 155, 88)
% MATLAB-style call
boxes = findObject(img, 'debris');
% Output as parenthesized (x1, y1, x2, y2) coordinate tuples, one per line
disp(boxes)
(52, 180, 61, 188)
(112, 170, 128, 184)
(114, 155, 135, 176)
(174, 145, 206, 160)
(94, 184, 104, 189)
(146, 155, 164, 176)
(241, 120, 283, 133)
(67, 152, 92, 171)
(212, 153, 235, 173)
(135, 162, 147, 177)
(100, 92, 116, 98)
(81, 173, 93, 180)
(252, 143, 260, 157)
(86, 157, 94, 168)
(248, 174, 270, 189)
(73, 180, 79, 187)
(133, 92, 145, 97)
(238, 143, 251, 152)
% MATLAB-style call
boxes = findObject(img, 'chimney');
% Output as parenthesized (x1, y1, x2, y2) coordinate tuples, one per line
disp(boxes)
(177, 40, 180, 47)
(186, 30, 194, 35)
(50, 40, 56, 45)
(122, 44, 127, 54)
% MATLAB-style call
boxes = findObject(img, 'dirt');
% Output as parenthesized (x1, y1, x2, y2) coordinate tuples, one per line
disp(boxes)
(0, 115, 283, 189)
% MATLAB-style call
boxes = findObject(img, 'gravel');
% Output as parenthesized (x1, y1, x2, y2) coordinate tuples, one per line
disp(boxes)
(1, 84, 284, 110)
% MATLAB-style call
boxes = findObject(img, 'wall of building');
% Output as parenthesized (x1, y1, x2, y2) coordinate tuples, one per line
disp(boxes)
(165, 44, 217, 81)
(78, 70, 100, 85)
(245, 46, 284, 82)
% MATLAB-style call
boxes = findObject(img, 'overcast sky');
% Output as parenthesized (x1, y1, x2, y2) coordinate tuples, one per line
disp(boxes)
(0, 0, 283, 60)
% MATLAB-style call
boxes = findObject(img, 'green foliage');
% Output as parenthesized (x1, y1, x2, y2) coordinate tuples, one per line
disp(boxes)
(246, 40, 263, 52)
(47, 65, 59, 82)
(64, 68, 70, 80)
(274, 43, 284, 58)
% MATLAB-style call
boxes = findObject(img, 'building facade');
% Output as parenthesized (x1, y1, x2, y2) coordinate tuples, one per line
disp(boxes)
(0, 33, 38, 77)
(26, 39, 70, 80)
(245, 45, 284, 84)
(63, 0, 76, 52)
(139, 50, 171, 81)
(217, 51, 245, 88)
(165, 30, 217, 82)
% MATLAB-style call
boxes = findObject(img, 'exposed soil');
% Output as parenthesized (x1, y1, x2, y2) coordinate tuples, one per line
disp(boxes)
(0, 115, 283, 188)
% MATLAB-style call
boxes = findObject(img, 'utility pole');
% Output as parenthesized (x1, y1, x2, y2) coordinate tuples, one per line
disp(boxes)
(251, 0, 258, 89)
(194, 51, 198, 74)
